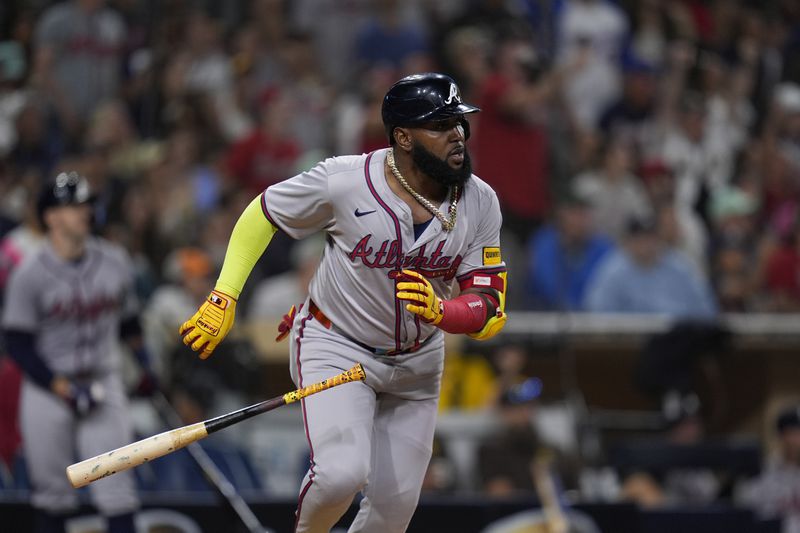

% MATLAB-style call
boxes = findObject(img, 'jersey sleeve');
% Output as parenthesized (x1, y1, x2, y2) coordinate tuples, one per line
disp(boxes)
(262, 159, 334, 240)
(456, 188, 506, 281)
(2, 263, 41, 332)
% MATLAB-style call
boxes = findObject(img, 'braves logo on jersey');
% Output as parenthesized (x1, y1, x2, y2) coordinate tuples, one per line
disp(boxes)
(348, 236, 462, 281)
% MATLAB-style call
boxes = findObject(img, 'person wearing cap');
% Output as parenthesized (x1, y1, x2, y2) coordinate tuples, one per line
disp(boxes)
(1, 172, 156, 533)
(737, 405, 800, 533)
(584, 215, 717, 317)
(177, 72, 508, 532)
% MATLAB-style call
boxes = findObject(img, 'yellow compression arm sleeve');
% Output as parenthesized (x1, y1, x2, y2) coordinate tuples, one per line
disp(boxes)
(215, 195, 278, 298)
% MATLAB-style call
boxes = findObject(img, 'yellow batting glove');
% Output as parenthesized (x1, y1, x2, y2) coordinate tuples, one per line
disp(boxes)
(396, 269, 444, 324)
(178, 290, 237, 359)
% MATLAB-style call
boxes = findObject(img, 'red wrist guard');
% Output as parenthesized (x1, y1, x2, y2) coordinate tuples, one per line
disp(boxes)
(438, 293, 491, 334)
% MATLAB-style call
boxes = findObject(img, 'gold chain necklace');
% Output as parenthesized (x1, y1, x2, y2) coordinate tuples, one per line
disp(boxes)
(386, 148, 459, 232)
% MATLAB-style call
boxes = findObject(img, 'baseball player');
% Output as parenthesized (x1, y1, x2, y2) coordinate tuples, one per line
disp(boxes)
(2, 172, 155, 533)
(179, 73, 508, 532)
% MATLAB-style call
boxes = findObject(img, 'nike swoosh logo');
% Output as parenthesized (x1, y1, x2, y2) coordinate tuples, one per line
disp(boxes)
(354, 208, 377, 217)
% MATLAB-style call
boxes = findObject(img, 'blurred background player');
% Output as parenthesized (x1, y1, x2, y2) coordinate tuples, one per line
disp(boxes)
(2, 171, 156, 533)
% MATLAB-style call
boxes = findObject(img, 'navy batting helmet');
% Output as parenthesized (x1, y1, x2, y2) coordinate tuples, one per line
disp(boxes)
(382, 73, 480, 143)
(37, 171, 93, 227)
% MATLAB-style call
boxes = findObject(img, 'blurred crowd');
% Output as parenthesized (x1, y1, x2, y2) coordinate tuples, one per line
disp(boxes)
(2, 0, 800, 530)
(3, 0, 800, 323)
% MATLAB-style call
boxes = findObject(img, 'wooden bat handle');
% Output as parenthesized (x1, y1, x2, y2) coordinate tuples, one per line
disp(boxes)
(283, 363, 366, 404)
(67, 422, 207, 488)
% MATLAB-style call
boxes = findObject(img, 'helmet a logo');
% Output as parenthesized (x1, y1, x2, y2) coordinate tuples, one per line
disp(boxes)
(444, 83, 461, 105)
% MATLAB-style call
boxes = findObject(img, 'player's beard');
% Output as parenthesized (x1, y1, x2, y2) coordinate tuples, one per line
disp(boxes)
(411, 143, 472, 188)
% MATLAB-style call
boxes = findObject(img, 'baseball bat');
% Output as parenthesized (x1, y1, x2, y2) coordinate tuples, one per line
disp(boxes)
(67, 363, 366, 488)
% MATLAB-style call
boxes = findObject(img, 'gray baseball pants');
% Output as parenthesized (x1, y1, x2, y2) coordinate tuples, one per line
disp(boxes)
(289, 308, 443, 533)
(20, 373, 139, 516)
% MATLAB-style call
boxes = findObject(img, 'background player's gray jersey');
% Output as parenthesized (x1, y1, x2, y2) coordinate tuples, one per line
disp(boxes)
(263, 148, 506, 352)
(2, 237, 138, 377)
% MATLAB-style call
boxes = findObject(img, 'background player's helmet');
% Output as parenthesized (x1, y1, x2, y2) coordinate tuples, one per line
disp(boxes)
(382, 72, 480, 143)
(37, 171, 93, 228)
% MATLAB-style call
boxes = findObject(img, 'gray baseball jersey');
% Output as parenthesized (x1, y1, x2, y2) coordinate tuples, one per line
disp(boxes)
(2, 237, 139, 515)
(263, 147, 505, 532)
(263, 147, 506, 352)
(3, 237, 138, 376)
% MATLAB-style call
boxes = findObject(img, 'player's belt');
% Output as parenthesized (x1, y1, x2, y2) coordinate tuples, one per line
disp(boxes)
(308, 300, 435, 356)
(306, 300, 332, 329)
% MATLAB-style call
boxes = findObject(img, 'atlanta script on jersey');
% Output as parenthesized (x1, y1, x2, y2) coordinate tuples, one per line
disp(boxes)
(262, 148, 506, 352)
